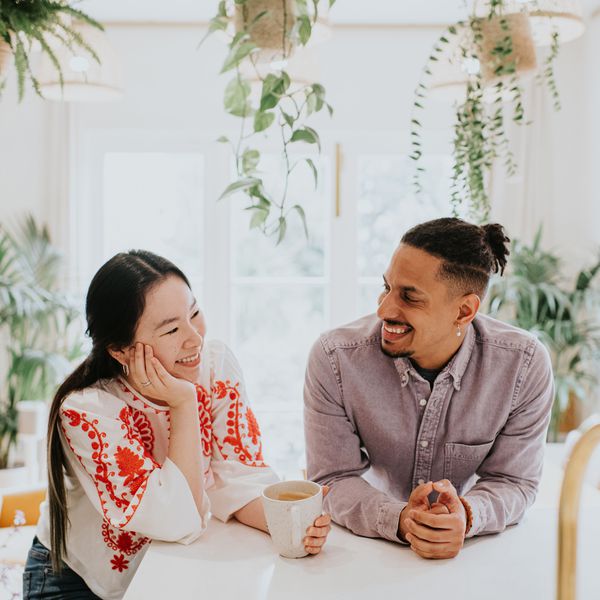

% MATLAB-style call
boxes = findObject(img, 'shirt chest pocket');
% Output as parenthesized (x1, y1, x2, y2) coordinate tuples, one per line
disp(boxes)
(444, 441, 494, 493)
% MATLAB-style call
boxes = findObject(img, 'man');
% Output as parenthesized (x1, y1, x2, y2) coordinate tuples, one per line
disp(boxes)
(304, 218, 553, 559)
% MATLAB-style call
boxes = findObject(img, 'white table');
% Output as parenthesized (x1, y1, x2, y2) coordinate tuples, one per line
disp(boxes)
(124, 459, 600, 600)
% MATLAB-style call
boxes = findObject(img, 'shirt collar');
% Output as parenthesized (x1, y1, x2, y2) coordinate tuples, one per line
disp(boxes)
(393, 322, 476, 391)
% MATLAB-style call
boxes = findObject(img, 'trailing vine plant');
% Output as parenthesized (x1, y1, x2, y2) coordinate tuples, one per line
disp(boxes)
(410, 0, 562, 222)
(204, 0, 335, 244)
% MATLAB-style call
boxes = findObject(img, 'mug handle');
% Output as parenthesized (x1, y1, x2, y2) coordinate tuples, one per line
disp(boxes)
(291, 504, 302, 548)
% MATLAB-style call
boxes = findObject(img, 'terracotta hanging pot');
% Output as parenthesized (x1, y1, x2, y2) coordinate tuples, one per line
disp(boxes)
(234, 0, 296, 62)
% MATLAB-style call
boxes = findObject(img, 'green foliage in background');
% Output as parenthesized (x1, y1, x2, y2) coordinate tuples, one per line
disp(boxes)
(486, 228, 600, 441)
(0, 0, 102, 100)
(0, 215, 84, 469)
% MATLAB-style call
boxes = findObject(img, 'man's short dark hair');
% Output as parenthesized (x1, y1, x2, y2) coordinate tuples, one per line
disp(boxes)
(401, 218, 510, 297)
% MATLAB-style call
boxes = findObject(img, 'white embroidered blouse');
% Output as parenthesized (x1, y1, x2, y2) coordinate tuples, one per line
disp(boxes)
(36, 340, 278, 600)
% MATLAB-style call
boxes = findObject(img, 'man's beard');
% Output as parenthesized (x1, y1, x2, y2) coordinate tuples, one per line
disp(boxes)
(380, 342, 414, 359)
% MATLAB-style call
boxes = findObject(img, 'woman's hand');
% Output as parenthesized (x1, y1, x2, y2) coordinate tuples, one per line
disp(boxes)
(303, 486, 332, 555)
(128, 342, 196, 408)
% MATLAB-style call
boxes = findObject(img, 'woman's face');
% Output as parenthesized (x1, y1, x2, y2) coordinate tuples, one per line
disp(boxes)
(132, 275, 206, 383)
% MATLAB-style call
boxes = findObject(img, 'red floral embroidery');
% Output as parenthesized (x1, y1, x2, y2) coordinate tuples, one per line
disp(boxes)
(212, 380, 266, 467)
(196, 385, 212, 457)
(111, 554, 129, 572)
(246, 407, 261, 446)
(130, 409, 155, 455)
(115, 446, 146, 495)
(62, 410, 129, 510)
(61, 407, 155, 529)
(102, 520, 149, 573)
(119, 407, 160, 469)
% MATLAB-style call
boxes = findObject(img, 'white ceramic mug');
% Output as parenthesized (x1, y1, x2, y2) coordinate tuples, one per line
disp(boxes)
(262, 480, 323, 558)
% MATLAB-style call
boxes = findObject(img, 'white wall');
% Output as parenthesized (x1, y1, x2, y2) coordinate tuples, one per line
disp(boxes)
(0, 19, 597, 263)
(0, 74, 50, 226)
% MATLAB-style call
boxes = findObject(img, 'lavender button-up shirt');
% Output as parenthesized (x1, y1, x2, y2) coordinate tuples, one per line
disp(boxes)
(304, 313, 554, 542)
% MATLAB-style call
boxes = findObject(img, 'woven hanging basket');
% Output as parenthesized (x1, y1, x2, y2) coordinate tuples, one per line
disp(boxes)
(235, 0, 296, 60)
(478, 12, 537, 84)
(0, 40, 12, 76)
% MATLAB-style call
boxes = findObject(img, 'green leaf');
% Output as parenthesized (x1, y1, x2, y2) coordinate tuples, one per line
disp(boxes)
(276, 217, 288, 245)
(298, 15, 312, 45)
(306, 91, 317, 115)
(254, 110, 275, 132)
(259, 73, 290, 111)
(290, 127, 321, 151)
(224, 77, 251, 117)
(216, 136, 229, 143)
(282, 111, 295, 128)
(218, 178, 261, 201)
(306, 83, 325, 114)
(242, 149, 260, 173)
(249, 206, 269, 229)
(305, 158, 318, 189)
(220, 41, 256, 73)
(292, 205, 309, 239)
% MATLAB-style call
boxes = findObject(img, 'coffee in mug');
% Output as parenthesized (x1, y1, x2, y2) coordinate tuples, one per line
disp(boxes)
(277, 491, 314, 502)
(262, 480, 323, 558)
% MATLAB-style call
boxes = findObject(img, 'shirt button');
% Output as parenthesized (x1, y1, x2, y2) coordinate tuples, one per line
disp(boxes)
(418, 478, 425, 485)
(419, 398, 427, 407)
(420, 440, 429, 448)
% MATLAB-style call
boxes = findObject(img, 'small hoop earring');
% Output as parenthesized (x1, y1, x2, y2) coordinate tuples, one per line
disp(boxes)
(122, 363, 129, 376)
(456, 325, 461, 338)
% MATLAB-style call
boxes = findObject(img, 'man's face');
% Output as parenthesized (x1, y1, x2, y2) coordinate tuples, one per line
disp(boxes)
(376, 244, 463, 369)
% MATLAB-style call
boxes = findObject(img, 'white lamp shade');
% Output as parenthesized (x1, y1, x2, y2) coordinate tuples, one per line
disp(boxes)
(504, 0, 585, 46)
(37, 22, 123, 102)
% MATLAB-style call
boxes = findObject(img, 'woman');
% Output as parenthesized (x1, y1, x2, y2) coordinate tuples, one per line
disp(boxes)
(24, 251, 331, 600)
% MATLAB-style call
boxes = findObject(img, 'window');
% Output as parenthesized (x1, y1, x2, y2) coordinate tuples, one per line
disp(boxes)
(72, 131, 452, 477)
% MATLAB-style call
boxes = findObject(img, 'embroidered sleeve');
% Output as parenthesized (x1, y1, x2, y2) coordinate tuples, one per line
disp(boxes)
(206, 343, 279, 521)
(60, 388, 207, 542)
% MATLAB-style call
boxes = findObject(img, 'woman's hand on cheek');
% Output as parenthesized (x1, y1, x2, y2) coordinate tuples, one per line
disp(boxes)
(128, 343, 196, 408)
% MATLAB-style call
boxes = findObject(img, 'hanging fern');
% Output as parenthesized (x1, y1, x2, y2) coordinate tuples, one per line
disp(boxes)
(0, 0, 103, 101)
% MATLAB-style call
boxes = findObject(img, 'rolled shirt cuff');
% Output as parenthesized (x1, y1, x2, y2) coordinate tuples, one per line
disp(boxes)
(376, 500, 408, 544)
(462, 493, 487, 538)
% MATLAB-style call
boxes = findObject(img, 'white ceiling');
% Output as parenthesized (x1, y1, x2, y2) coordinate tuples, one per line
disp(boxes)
(79, 0, 600, 25)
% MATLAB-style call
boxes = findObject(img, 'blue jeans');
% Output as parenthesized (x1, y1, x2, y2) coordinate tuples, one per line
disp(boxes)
(23, 537, 101, 599)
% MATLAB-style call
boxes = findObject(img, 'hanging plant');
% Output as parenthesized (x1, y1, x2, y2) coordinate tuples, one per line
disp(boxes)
(204, 0, 335, 244)
(0, 0, 103, 101)
(410, 0, 563, 222)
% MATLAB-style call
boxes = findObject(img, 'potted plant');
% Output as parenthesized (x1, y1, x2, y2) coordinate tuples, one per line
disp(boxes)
(204, 0, 335, 243)
(0, 215, 83, 485)
(0, 0, 102, 101)
(411, 0, 564, 222)
(486, 228, 600, 442)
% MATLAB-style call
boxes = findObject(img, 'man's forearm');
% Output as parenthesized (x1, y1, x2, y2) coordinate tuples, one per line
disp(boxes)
(463, 477, 537, 537)
(319, 475, 407, 543)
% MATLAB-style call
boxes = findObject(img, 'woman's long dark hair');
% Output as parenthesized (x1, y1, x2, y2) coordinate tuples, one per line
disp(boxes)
(47, 250, 190, 572)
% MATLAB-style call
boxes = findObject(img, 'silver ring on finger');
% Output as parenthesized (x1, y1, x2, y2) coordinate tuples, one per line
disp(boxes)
(141, 380, 152, 387)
